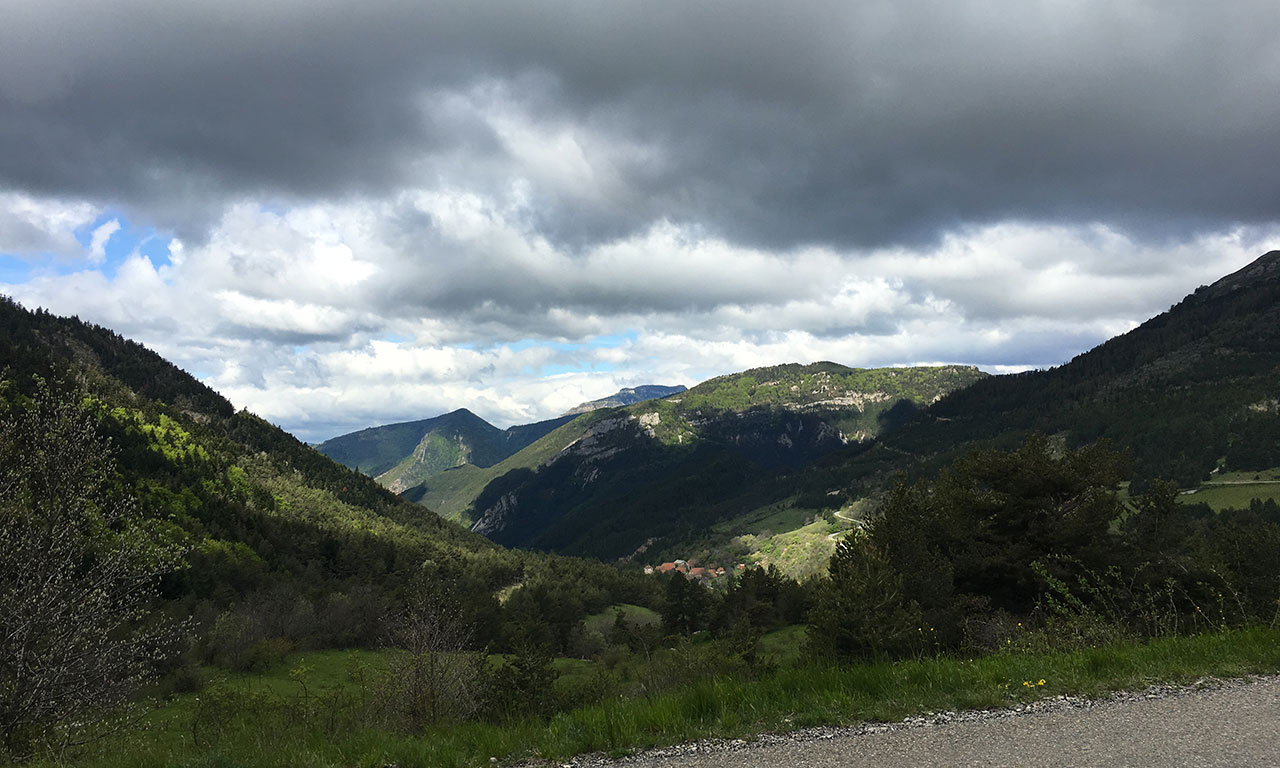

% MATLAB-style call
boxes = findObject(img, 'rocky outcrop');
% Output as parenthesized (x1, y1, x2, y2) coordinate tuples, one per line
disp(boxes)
(470, 491, 519, 537)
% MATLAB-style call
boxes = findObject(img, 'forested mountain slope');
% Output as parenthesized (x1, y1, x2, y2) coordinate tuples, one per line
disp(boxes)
(0, 296, 504, 611)
(862, 250, 1280, 489)
(1, 296, 678, 759)
(457, 363, 986, 559)
(316, 408, 576, 492)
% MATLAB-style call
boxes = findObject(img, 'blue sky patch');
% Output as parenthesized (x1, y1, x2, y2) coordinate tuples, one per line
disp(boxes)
(72, 213, 173, 277)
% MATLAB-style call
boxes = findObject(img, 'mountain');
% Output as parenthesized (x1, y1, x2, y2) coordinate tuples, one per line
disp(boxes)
(0, 296, 500, 611)
(862, 249, 1280, 488)
(0, 296, 679, 682)
(562, 384, 688, 415)
(315, 409, 575, 492)
(315, 409, 497, 477)
(729, 249, 1280, 576)
(438, 250, 1280, 573)
(453, 363, 986, 559)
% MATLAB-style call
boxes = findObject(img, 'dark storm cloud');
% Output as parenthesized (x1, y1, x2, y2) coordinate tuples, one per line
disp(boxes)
(2, 0, 1278, 249)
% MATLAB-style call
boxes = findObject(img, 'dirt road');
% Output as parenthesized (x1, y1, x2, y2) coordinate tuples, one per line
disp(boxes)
(594, 676, 1280, 768)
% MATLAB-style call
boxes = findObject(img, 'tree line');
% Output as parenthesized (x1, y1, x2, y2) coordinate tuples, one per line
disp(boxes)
(5, 380, 1280, 760)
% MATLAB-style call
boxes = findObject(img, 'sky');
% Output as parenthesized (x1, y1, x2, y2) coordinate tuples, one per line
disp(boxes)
(1, 1, 1278, 443)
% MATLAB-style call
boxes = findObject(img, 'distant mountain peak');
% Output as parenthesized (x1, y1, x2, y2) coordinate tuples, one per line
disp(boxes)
(315, 408, 576, 490)
(562, 384, 687, 416)
(443, 407, 490, 424)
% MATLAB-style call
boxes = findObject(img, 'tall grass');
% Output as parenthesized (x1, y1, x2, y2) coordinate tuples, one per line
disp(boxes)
(33, 627, 1280, 768)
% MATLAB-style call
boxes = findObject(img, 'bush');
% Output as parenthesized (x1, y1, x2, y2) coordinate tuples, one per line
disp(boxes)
(168, 663, 208, 695)
(806, 535, 923, 660)
(0, 381, 184, 757)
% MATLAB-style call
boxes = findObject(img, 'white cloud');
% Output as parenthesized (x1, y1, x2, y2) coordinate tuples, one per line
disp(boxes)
(5, 2, 1280, 446)
(0, 191, 100, 257)
(87, 218, 120, 264)
(2, 184, 1275, 442)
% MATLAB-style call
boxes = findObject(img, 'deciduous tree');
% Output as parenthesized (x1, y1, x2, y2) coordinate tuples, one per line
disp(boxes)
(0, 381, 184, 757)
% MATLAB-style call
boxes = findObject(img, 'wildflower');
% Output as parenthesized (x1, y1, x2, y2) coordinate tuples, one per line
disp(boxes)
(1038, 679, 1046, 686)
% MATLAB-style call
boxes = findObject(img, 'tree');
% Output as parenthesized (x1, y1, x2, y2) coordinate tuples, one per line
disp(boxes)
(660, 574, 707, 636)
(806, 534, 922, 660)
(877, 436, 1126, 623)
(380, 581, 485, 729)
(817, 435, 1130, 653)
(0, 381, 184, 757)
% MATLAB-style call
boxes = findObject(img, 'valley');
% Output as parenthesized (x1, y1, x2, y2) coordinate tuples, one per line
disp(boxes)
(318, 252, 1280, 578)
(321, 362, 987, 566)
(4, 251, 1280, 767)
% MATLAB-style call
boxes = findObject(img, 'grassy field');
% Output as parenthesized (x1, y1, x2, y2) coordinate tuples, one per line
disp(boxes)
(757, 625, 807, 665)
(1180, 482, 1280, 510)
(736, 519, 839, 581)
(1175, 468, 1280, 511)
(39, 627, 1280, 768)
(583, 604, 662, 636)
(709, 498, 813, 539)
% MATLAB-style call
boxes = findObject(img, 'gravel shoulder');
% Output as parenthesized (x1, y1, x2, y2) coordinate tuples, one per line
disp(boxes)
(561, 675, 1280, 768)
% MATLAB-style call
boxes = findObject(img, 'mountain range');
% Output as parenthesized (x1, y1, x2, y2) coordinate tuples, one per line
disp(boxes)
(314, 384, 689, 494)
(454, 362, 986, 559)
(4, 250, 1278, 586)
(329, 250, 1280, 575)
(316, 409, 578, 493)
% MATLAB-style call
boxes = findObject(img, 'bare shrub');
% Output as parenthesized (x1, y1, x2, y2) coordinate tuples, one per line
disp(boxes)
(0, 381, 184, 757)
(378, 591, 486, 729)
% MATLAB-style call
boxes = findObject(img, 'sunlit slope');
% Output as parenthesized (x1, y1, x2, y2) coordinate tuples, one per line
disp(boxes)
(459, 364, 987, 558)
(0, 296, 496, 606)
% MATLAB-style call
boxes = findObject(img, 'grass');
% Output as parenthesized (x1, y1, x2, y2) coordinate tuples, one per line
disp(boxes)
(737, 518, 839, 581)
(1178, 481, 1280, 511)
(709, 498, 811, 538)
(1119, 473, 1280, 514)
(757, 625, 807, 665)
(42, 626, 1280, 768)
(583, 604, 661, 636)
(1207, 469, 1280, 483)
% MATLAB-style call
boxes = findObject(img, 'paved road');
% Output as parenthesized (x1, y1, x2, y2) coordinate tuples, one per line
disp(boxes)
(610, 677, 1280, 768)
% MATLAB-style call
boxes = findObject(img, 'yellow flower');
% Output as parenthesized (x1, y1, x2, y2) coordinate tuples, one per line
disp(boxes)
(1023, 681, 1031, 687)
(1038, 679, 1046, 686)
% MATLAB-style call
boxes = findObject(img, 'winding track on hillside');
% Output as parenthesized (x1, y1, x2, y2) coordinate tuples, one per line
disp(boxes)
(583, 676, 1280, 768)
(826, 507, 861, 542)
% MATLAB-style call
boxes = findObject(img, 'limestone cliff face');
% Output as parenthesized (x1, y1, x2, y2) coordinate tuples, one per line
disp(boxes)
(554, 415, 638, 462)
(470, 490, 520, 537)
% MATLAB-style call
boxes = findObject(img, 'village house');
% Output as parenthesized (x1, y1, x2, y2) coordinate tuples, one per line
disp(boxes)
(648, 561, 737, 578)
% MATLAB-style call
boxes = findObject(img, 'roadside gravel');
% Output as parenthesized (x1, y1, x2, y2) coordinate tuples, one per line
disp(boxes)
(551, 675, 1280, 768)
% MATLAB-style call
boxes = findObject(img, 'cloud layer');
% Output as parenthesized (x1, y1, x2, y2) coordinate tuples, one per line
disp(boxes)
(1, 1, 1278, 440)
